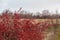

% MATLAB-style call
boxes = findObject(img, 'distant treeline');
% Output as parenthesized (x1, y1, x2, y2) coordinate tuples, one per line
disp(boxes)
(1, 9, 60, 19)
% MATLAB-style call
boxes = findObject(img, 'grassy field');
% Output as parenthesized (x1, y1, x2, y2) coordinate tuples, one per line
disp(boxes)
(31, 19, 60, 24)
(33, 19, 60, 40)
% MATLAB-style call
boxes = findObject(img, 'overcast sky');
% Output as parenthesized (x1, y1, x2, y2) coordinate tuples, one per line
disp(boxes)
(0, 0, 60, 13)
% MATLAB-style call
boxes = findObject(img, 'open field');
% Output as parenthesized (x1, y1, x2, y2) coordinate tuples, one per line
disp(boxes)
(25, 19, 60, 24)
(33, 19, 60, 40)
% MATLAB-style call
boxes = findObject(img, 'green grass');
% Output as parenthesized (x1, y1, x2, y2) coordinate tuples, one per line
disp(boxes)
(55, 25, 60, 40)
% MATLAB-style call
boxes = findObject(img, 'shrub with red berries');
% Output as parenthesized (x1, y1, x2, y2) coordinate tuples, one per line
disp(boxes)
(0, 11, 53, 40)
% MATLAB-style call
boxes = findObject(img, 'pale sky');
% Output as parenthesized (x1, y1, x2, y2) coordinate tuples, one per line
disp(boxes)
(0, 0, 60, 13)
